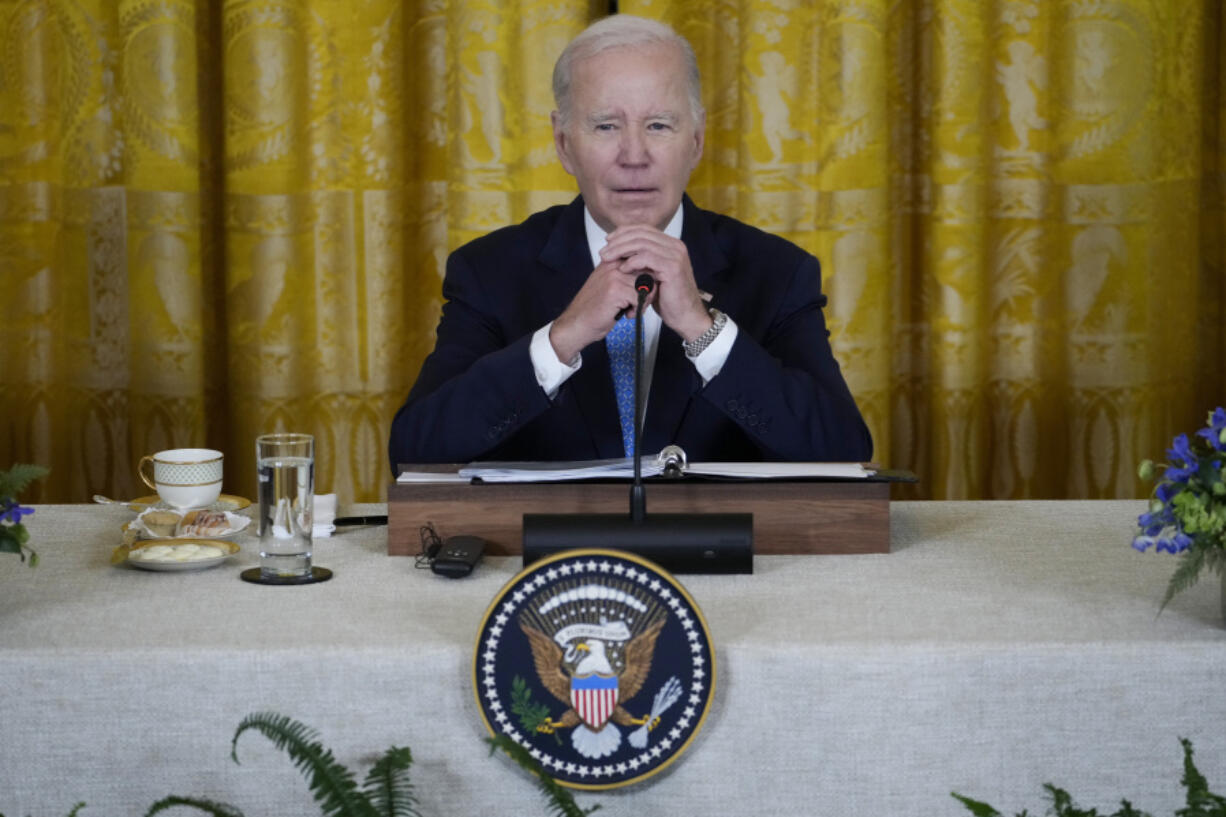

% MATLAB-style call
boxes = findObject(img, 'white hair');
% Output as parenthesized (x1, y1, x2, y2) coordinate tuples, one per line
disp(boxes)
(552, 14, 704, 127)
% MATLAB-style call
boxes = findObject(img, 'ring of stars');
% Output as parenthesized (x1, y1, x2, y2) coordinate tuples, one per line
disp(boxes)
(476, 551, 715, 788)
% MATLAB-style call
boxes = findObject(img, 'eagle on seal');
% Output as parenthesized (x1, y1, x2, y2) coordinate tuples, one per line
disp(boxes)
(522, 619, 665, 759)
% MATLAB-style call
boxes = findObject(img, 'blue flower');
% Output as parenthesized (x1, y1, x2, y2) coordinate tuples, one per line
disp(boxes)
(1164, 434, 1198, 482)
(1194, 408, 1226, 452)
(1155, 482, 1182, 504)
(1143, 524, 1194, 554)
(1, 497, 34, 524)
(1195, 427, 1226, 453)
(1170, 530, 1194, 553)
(1137, 511, 1162, 534)
(1169, 432, 1195, 460)
(1136, 501, 1181, 545)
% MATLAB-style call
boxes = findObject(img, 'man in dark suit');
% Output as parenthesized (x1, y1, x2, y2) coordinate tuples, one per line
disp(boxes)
(388, 15, 871, 470)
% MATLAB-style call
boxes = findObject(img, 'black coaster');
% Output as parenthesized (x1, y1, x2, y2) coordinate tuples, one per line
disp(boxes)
(240, 566, 333, 585)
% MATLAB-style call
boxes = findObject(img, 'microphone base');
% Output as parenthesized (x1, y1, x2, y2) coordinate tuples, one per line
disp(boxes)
(522, 513, 753, 575)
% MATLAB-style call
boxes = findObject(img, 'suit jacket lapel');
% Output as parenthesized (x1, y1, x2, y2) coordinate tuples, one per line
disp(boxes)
(538, 197, 624, 458)
(537, 197, 591, 323)
(642, 195, 731, 454)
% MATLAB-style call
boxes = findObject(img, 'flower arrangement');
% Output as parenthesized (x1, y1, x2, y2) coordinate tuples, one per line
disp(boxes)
(0, 463, 49, 567)
(1132, 408, 1226, 608)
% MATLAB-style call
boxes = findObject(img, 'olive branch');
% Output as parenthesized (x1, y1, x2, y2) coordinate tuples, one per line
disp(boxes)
(511, 675, 561, 746)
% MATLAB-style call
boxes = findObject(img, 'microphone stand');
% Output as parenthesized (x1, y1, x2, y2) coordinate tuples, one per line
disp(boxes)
(631, 275, 650, 523)
(521, 274, 753, 574)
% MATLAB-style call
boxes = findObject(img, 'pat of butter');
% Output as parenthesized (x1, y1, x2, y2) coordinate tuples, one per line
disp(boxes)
(134, 544, 225, 563)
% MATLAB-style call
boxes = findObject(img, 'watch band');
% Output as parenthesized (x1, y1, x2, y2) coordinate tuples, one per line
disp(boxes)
(683, 308, 727, 357)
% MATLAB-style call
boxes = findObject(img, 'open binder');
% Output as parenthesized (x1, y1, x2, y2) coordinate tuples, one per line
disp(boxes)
(398, 446, 914, 485)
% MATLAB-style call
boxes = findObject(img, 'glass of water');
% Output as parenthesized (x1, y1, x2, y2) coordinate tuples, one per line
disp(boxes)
(255, 433, 314, 580)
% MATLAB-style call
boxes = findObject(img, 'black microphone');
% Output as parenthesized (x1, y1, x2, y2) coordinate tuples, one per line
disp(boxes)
(614, 272, 656, 321)
(521, 272, 753, 574)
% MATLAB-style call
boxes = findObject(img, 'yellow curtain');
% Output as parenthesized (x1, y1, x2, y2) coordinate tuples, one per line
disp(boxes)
(626, 0, 1226, 498)
(1, 0, 1223, 503)
(0, 0, 599, 503)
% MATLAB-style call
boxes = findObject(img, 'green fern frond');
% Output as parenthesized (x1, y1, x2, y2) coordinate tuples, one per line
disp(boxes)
(949, 792, 1003, 816)
(1180, 736, 1226, 812)
(1161, 548, 1207, 612)
(1203, 548, 1226, 577)
(231, 712, 377, 817)
(0, 463, 49, 498)
(0, 802, 89, 817)
(485, 735, 600, 817)
(1041, 784, 1090, 816)
(143, 795, 245, 817)
(362, 746, 421, 817)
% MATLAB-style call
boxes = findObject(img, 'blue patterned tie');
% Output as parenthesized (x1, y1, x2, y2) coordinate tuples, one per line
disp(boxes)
(606, 316, 636, 458)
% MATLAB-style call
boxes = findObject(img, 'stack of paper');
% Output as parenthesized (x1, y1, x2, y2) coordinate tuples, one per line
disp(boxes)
(451, 457, 873, 483)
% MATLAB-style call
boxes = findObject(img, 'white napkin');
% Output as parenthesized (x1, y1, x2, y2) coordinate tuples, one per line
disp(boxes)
(313, 493, 336, 538)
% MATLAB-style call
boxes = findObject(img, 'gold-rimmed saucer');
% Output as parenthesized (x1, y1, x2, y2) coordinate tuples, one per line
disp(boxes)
(128, 494, 252, 512)
(113, 539, 240, 572)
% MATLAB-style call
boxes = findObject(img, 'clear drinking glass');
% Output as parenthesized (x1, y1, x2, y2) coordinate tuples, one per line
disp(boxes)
(255, 433, 314, 579)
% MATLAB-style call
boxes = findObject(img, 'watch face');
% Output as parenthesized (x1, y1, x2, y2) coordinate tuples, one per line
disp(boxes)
(474, 548, 716, 789)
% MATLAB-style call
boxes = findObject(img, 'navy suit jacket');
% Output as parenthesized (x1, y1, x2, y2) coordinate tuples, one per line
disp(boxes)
(388, 195, 871, 469)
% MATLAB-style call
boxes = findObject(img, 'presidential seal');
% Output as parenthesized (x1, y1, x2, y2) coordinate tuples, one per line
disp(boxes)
(474, 549, 715, 790)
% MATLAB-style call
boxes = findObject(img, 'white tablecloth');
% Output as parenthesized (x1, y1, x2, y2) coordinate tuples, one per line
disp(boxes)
(2, 500, 1224, 816)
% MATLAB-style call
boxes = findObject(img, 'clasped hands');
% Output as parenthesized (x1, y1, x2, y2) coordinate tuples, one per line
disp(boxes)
(549, 225, 714, 364)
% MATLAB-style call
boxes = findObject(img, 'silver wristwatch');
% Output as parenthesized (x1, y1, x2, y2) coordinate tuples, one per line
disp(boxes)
(683, 308, 727, 357)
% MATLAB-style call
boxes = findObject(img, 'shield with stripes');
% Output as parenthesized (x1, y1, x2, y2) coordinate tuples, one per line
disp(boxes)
(571, 673, 619, 730)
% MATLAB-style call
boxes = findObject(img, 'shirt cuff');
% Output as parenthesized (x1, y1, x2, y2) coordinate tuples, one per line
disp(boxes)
(686, 315, 738, 384)
(531, 322, 582, 398)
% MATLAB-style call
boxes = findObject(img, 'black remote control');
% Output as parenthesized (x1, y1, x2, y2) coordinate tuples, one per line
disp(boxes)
(431, 535, 486, 578)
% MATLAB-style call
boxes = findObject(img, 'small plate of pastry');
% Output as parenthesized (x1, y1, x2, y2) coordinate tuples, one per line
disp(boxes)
(128, 508, 252, 541)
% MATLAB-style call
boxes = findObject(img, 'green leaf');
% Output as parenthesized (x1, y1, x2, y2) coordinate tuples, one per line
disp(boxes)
(1042, 784, 1092, 816)
(1178, 736, 1226, 814)
(0, 525, 38, 567)
(1162, 547, 1207, 612)
(486, 734, 600, 817)
(1181, 736, 1209, 797)
(231, 712, 377, 817)
(0, 463, 49, 498)
(0, 531, 20, 554)
(66, 805, 88, 817)
(362, 745, 421, 817)
(950, 792, 1003, 816)
(144, 795, 245, 817)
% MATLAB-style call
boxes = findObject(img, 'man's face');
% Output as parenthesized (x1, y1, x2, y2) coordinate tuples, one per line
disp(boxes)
(553, 42, 705, 234)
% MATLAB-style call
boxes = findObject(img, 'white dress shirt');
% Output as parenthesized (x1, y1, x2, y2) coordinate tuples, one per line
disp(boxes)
(529, 204, 738, 399)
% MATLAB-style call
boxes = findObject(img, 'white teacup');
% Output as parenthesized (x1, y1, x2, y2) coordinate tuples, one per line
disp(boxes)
(138, 449, 224, 509)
